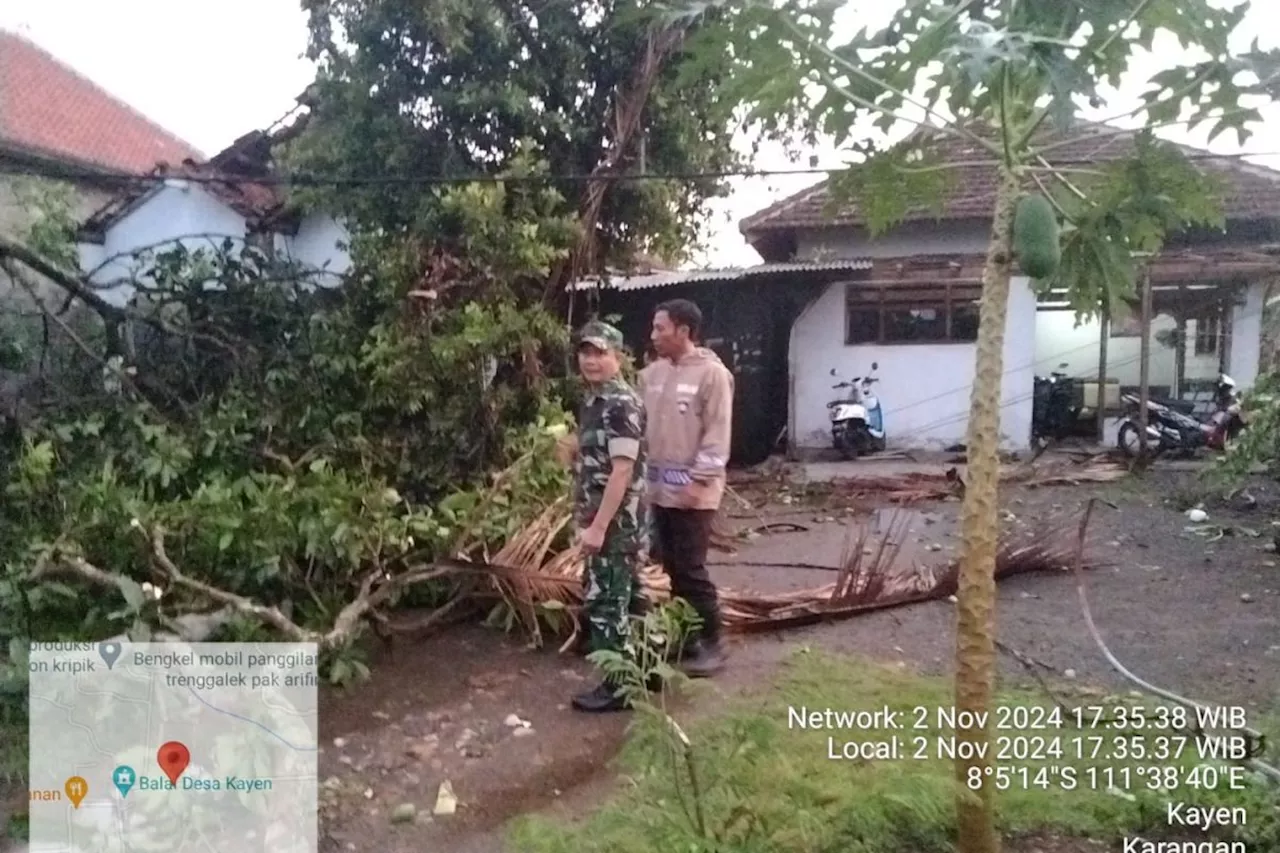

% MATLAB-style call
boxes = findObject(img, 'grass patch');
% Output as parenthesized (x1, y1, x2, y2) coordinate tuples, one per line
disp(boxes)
(510, 650, 1279, 853)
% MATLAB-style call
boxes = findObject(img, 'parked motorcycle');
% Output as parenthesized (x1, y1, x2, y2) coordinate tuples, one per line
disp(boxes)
(1031, 362, 1083, 443)
(1116, 373, 1246, 458)
(827, 363, 886, 459)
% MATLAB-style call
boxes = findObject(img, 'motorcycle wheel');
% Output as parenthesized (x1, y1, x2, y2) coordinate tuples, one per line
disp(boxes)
(1116, 421, 1159, 459)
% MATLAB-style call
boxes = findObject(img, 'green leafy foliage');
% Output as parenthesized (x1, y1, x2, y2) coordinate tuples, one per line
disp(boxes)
(9, 178, 79, 270)
(0, 1, 756, 754)
(1213, 370, 1280, 482)
(1040, 133, 1227, 318)
(0, 176, 580, 783)
(290, 0, 747, 266)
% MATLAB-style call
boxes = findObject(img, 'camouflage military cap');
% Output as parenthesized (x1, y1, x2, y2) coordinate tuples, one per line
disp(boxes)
(576, 320, 625, 351)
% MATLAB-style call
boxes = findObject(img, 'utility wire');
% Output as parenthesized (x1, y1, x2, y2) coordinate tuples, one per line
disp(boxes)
(6, 150, 1280, 190)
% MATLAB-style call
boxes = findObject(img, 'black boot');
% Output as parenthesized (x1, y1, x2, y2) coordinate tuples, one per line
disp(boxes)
(678, 606, 727, 678)
(571, 680, 631, 713)
(678, 638, 726, 678)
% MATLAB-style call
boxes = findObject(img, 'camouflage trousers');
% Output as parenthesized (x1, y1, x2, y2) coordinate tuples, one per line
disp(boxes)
(582, 550, 640, 657)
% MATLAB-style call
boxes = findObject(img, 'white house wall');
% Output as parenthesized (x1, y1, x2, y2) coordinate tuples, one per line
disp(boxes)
(1034, 280, 1267, 391)
(78, 187, 353, 304)
(1228, 281, 1265, 388)
(789, 277, 1038, 451)
(84, 184, 248, 306)
(788, 221, 1037, 452)
(284, 214, 352, 280)
(1034, 312, 1222, 388)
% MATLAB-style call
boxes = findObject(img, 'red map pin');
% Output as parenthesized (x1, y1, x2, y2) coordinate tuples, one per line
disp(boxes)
(157, 741, 191, 786)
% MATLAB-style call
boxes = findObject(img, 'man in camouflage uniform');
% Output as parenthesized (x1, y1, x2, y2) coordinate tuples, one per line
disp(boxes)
(561, 320, 649, 713)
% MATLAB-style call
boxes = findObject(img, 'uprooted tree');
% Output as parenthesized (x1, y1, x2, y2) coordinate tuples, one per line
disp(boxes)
(0, 184, 575, 665)
(668, 0, 1279, 848)
(0, 0, 754, 742)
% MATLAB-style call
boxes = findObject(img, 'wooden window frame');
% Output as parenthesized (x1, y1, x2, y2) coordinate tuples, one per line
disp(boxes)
(844, 282, 982, 345)
(1193, 311, 1222, 356)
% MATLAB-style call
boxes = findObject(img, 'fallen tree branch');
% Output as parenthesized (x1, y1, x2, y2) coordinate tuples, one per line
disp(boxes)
(0, 234, 127, 325)
(326, 562, 456, 645)
(29, 527, 477, 652)
(386, 593, 475, 635)
(21, 459, 1130, 669)
(31, 550, 144, 600)
(144, 525, 313, 641)
(2, 260, 110, 370)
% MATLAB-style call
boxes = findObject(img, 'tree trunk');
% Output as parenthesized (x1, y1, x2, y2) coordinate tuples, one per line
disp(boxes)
(954, 166, 1018, 853)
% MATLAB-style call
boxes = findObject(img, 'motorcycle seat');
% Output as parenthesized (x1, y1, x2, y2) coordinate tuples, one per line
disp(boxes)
(1149, 396, 1197, 415)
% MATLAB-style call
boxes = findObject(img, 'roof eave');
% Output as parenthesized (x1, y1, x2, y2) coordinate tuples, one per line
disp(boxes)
(78, 180, 168, 240)
(0, 138, 138, 186)
(569, 258, 874, 292)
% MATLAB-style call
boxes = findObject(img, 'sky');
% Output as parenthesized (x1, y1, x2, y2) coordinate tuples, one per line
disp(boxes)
(3, 0, 1279, 267)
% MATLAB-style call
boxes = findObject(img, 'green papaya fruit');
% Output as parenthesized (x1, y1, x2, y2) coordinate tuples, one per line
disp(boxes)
(1011, 194, 1061, 279)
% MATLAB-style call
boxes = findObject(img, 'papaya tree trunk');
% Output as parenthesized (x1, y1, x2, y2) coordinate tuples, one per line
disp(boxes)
(955, 165, 1019, 853)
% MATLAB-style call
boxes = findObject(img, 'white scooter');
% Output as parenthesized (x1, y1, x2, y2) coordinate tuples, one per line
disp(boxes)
(827, 363, 886, 459)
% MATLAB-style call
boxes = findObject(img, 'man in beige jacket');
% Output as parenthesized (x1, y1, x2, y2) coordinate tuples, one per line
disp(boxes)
(640, 299, 733, 677)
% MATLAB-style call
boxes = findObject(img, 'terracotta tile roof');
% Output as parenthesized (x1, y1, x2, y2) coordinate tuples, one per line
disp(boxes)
(740, 122, 1280, 238)
(0, 29, 201, 173)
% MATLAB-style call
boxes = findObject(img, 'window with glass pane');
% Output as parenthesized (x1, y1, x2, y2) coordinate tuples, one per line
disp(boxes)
(844, 282, 981, 344)
(883, 304, 946, 340)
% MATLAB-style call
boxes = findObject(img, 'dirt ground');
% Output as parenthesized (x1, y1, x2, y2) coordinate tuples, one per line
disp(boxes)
(312, 462, 1280, 852)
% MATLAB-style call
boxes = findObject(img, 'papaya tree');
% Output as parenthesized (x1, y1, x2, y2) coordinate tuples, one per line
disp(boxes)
(664, 0, 1279, 849)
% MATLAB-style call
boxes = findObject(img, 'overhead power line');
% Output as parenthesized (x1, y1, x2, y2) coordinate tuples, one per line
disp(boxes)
(5, 150, 1280, 190)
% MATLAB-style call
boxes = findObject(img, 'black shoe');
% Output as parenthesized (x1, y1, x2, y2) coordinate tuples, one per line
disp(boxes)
(571, 681, 631, 713)
(678, 640, 726, 678)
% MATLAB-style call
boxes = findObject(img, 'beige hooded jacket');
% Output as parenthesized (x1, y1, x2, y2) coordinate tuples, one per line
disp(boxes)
(638, 347, 734, 511)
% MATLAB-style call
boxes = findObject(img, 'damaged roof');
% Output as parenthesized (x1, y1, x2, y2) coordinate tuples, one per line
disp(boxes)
(80, 112, 312, 239)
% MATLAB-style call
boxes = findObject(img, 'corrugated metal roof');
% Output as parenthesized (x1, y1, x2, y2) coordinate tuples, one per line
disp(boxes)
(569, 258, 873, 291)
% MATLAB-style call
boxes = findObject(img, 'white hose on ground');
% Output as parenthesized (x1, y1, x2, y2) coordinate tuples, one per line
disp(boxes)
(1072, 498, 1280, 786)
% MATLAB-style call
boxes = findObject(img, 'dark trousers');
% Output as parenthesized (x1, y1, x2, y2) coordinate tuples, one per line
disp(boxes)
(651, 507, 722, 644)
